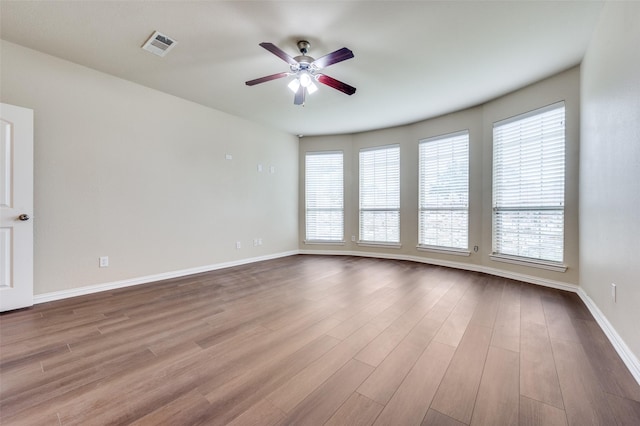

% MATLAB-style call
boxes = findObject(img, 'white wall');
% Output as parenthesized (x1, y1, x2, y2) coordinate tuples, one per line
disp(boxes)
(580, 2, 640, 360)
(299, 67, 581, 287)
(0, 40, 299, 296)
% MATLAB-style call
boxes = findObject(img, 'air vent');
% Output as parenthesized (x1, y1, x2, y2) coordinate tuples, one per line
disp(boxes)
(141, 31, 177, 57)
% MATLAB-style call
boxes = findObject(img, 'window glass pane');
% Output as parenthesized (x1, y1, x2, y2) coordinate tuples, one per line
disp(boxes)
(305, 151, 343, 241)
(360, 211, 400, 243)
(359, 145, 400, 243)
(494, 210, 564, 261)
(418, 131, 469, 249)
(492, 103, 565, 262)
(419, 211, 468, 249)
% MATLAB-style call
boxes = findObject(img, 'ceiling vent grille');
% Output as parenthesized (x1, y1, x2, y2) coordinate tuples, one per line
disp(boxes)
(141, 31, 177, 57)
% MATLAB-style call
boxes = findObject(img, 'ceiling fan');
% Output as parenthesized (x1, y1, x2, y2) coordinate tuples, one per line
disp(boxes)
(245, 40, 356, 105)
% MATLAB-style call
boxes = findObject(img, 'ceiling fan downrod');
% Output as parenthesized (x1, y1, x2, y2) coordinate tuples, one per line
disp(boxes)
(297, 40, 310, 55)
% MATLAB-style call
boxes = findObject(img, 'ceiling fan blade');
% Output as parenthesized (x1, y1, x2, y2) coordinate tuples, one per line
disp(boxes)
(259, 42, 298, 66)
(245, 72, 289, 86)
(312, 47, 354, 69)
(317, 74, 357, 96)
(294, 86, 305, 105)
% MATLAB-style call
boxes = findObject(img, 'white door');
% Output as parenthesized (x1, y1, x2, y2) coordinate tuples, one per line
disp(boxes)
(0, 103, 34, 312)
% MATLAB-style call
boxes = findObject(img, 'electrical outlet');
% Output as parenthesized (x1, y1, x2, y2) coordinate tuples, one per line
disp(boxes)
(225, 154, 232, 160)
(257, 164, 263, 172)
(258, 238, 262, 246)
(99, 256, 109, 268)
(236, 241, 241, 249)
(351, 236, 356, 242)
(253, 238, 258, 247)
(611, 283, 617, 302)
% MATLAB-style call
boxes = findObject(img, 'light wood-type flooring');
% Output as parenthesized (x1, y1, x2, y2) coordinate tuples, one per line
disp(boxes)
(1, 255, 640, 425)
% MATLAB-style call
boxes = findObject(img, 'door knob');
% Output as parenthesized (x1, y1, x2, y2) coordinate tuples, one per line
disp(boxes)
(18, 214, 30, 221)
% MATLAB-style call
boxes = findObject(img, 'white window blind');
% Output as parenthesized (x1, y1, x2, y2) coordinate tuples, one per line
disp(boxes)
(359, 145, 400, 243)
(305, 151, 344, 242)
(492, 102, 565, 263)
(419, 131, 469, 250)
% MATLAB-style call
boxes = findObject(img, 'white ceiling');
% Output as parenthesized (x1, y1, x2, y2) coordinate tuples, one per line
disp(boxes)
(1, 1, 604, 136)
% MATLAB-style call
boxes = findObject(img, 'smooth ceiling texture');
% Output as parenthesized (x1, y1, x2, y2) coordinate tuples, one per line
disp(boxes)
(0, 1, 604, 136)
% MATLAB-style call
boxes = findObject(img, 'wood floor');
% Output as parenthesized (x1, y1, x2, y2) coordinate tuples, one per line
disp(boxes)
(1, 255, 640, 426)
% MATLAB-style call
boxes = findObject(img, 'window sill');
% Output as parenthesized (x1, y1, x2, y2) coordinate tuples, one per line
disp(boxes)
(490, 254, 567, 272)
(417, 245, 470, 257)
(357, 241, 402, 249)
(304, 240, 345, 245)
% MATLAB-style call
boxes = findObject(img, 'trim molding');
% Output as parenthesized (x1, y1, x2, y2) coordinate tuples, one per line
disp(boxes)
(575, 288, 640, 385)
(299, 248, 577, 292)
(33, 250, 298, 304)
(299, 248, 639, 385)
(489, 253, 568, 272)
(33, 248, 639, 386)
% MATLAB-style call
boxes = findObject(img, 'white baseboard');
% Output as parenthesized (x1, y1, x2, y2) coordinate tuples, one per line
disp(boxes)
(33, 248, 639, 386)
(576, 288, 640, 385)
(33, 250, 298, 304)
(298, 249, 578, 292)
(300, 248, 639, 385)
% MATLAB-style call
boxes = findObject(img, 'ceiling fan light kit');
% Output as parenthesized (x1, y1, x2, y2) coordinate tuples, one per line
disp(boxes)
(246, 40, 356, 106)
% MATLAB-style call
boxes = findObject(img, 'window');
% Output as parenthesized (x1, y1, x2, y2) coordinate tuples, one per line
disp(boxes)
(418, 131, 469, 250)
(492, 102, 565, 264)
(359, 145, 400, 244)
(305, 151, 344, 242)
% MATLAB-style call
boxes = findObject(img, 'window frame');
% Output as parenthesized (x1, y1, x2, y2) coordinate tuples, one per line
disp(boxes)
(491, 101, 567, 270)
(304, 150, 345, 243)
(358, 144, 401, 246)
(417, 130, 470, 254)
